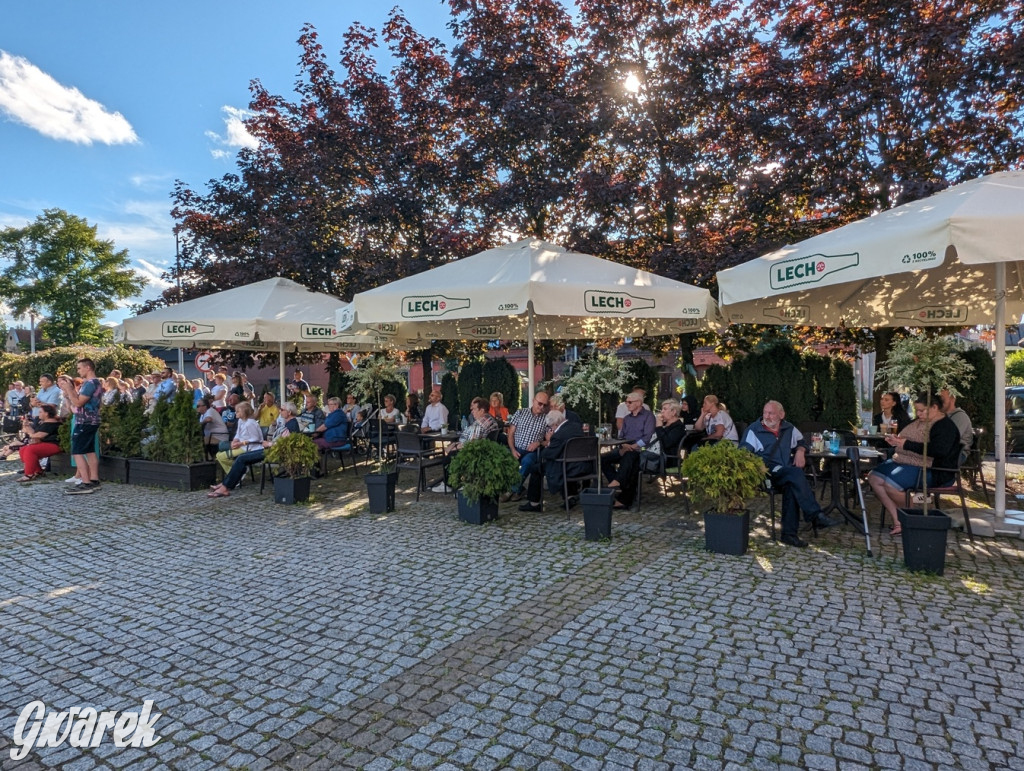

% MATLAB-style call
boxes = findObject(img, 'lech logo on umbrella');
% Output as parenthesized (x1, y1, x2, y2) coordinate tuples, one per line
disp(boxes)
(584, 291, 655, 314)
(761, 305, 811, 323)
(402, 295, 471, 318)
(300, 324, 338, 339)
(161, 322, 215, 337)
(892, 305, 969, 323)
(769, 252, 859, 290)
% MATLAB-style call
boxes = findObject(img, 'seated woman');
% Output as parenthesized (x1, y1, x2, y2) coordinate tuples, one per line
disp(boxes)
(198, 396, 230, 452)
(16, 404, 62, 482)
(873, 391, 912, 435)
(405, 393, 422, 425)
(208, 402, 265, 497)
(681, 395, 738, 455)
(489, 392, 509, 424)
(379, 394, 405, 425)
(643, 399, 689, 472)
(208, 403, 301, 498)
(867, 392, 961, 536)
(312, 396, 350, 451)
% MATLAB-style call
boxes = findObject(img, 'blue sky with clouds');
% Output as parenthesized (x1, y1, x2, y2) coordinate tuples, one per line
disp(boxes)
(0, 0, 450, 327)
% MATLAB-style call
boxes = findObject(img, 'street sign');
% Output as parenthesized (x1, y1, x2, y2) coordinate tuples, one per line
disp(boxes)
(194, 351, 213, 373)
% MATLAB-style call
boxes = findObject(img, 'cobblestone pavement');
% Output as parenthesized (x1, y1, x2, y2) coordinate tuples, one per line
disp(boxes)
(1, 462, 1023, 770)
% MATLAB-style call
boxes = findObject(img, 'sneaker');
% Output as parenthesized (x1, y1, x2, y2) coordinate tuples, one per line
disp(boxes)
(431, 482, 453, 493)
(65, 482, 98, 495)
(66, 476, 82, 485)
(910, 493, 927, 505)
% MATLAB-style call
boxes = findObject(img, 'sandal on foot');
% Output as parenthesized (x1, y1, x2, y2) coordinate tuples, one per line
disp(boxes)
(889, 526, 902, 536)
(207, 490, 230, 498)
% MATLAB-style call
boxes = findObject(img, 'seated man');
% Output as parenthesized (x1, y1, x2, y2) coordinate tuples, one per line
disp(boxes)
(940, 388, 974, 466)
(602, 391, 656, 508)
(432, 397, 499, 493)
(298, 392, 326, 435)
(420, 389, 449, 433)
(505, 391, 551, 500)
(519, 409, 591, 512)
(868, 392, 961, 535)
(256, 392, 280, 436)
(740, 400, 839, 547)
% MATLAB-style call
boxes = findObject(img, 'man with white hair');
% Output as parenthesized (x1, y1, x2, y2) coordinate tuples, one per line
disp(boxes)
(740, 400, 839, 547)
(519, 408, 591, 512)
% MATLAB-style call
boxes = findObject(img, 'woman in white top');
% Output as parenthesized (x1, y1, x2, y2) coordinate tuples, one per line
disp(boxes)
(213, 402, 263, 478)
(379, 394, 405, 425)
(690, 395, 739, 446)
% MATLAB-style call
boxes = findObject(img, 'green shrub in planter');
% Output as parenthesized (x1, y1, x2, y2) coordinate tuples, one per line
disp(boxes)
(447, 438, 521, 504)
(681, 441, 766, 513)
(264, 432, 320, 478)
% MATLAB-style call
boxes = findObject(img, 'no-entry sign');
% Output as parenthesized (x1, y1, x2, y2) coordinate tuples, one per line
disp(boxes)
(194, 351, 213, 373)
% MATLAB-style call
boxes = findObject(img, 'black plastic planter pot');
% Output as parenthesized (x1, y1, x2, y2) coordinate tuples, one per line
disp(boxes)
(580, 487, 615, 541)
(273, 476, 311, 504)
(897, 508, 952, 575)
(97, 455, 129, 484)
(457, 491, 498, 524)
(129, 460, 218, 492)
(365, 471, 397, 513)
(703, 510, 751, 555)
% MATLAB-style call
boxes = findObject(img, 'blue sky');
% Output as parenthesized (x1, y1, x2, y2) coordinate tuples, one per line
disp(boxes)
(0, 0, 451, 328)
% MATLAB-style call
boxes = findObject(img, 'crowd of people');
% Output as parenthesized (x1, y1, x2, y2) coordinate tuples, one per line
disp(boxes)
(4, 362, 980, 538)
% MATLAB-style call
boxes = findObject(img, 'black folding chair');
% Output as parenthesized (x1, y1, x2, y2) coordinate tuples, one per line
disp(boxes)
(560, 436, 600, 516)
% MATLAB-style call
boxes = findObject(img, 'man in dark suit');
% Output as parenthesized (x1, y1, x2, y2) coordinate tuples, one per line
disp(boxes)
(519, 410, 593, 512)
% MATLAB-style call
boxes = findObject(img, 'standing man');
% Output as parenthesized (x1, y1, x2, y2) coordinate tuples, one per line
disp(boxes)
(505, 391, 551, 501)
(5, 381, 25, 415)
(602, 391, 656, 508)
(34, 373, 63, 417)
(59, 358, 104, 494)
(288, 370, 310, 395)
(740, 400, 838, 547)
(420, 390, 449, 433)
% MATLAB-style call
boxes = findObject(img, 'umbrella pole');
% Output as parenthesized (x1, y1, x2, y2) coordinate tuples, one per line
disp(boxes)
(279, 342, 287, 407)
(996, 263, 1007, 518)
(527, 301, 536, 403)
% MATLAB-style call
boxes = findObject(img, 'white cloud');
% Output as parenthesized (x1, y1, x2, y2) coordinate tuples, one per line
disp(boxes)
(0, 50, 137, 145)
(206, 105, 259, 159)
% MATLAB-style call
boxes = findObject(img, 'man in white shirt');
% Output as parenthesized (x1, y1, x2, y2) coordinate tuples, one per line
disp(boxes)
(421, 390, 449, 432)
(34, 374, 63, 417)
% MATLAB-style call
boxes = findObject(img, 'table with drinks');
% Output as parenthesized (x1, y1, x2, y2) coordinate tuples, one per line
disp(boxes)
(807, 430, 884, 526)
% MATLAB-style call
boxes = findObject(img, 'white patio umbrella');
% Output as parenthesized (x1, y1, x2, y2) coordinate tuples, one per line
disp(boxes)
(717, 170, 1024, 517)
(115, 277, 404, 403)
(338, 237, 718, 397)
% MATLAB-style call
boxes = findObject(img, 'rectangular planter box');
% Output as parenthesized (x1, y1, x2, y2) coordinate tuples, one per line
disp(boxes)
(703, 510, 751, 555)
(457, 490, 498, 524)
(273, 476, 312, 505)
(46, 453, 71, 478)
(897, 508, 952, 575)
(580, 487, 615, 541)
(129, 459, 218, 492)
(97, 455, 130, 484)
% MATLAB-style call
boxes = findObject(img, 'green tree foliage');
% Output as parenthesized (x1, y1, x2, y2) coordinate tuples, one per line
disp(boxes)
(457, 359, 484, 422)
(698, 343, 855, 427)
(143, 388, 204, 464)
(440, 371, 459, 430)
(956, 346, 995, 450)
(0, 345, 164, 393)
(623, 358, 658, 407)
(0, 210, 145, 346)
(100, 397, 147, 458)
(1007, 349, 1024, 385)
(481, 357, 520, 412)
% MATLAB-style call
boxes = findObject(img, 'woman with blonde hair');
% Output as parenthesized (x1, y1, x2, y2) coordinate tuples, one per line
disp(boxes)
(489, 392, 509, 423)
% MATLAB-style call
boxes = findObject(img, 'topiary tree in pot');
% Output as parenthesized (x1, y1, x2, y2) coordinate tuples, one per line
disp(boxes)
(264, 431, 320, 504)
(681, 441, 767, 555)
(446, 438, 521, 524)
